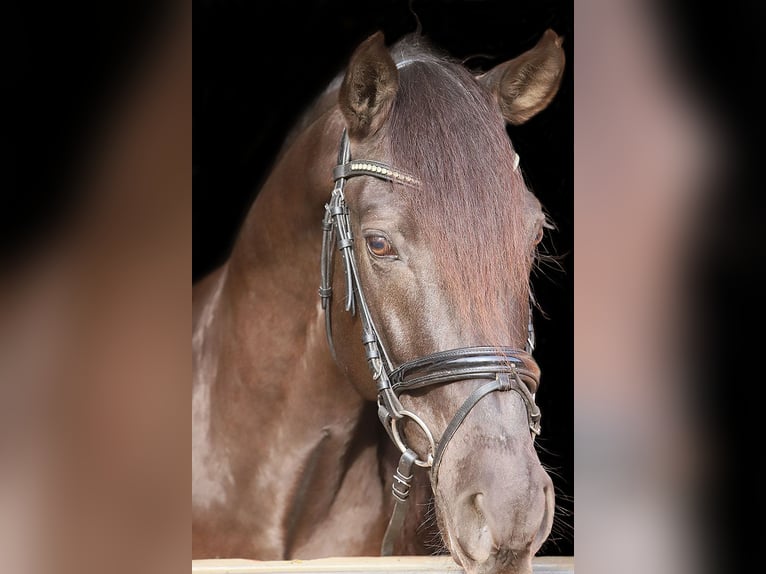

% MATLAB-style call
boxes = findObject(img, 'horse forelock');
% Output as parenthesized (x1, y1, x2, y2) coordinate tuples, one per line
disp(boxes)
(387, 47, 537, 345)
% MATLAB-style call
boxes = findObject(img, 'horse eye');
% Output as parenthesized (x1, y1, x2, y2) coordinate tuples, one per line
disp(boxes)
(365, 235, 397, 258)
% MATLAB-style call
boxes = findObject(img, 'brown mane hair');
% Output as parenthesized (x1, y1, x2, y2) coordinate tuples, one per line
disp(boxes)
(387, 35, 535, 345)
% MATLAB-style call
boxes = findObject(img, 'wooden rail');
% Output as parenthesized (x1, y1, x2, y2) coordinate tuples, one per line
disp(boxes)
(192, 556, 574, 574)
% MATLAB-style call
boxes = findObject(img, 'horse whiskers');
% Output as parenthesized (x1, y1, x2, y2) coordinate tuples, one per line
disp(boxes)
(535, 477, 574, 555)
(539, 506, 575, 554)
(539, 462, 570, 484)
(425, 534, 448, 556)
(416, 498, 448, 555)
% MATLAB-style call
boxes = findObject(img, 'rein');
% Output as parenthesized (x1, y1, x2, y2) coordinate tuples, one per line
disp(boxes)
(319, 129, 542, 555)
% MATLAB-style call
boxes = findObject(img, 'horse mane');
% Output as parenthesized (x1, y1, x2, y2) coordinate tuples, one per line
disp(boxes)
(387, 35, 537, 344)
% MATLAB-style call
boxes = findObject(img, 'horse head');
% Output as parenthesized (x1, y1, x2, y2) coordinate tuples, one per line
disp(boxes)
(322, 30, 565, 574)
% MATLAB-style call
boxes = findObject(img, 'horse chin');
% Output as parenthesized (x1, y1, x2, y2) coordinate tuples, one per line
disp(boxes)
(441, 518, 537, 574)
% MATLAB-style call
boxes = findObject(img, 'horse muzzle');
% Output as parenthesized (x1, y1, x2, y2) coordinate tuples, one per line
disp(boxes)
(433, 394, 555, 574)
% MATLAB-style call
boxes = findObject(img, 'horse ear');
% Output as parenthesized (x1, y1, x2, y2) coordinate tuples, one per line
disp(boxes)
(339, 31, 398, 138)
(477, 29, 565, 125)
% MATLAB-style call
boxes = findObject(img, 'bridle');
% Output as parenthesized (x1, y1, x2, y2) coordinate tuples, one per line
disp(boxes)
(319, 129, 542, 555)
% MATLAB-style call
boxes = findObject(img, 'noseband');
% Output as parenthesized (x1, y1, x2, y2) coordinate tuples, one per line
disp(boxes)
(319, 129, 542, 555)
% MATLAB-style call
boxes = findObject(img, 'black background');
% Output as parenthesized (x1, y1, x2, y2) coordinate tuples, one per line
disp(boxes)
(193, 0, 573, 557)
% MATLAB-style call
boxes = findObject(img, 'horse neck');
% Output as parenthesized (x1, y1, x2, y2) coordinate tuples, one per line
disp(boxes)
(213, 105, 355, 428)
(230, 107, 343, 279)
(193, 103, 356, 448)
(193, 109, 390, 557)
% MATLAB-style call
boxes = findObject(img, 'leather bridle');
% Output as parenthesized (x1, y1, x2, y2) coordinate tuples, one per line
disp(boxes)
(319, 129, 542, 555)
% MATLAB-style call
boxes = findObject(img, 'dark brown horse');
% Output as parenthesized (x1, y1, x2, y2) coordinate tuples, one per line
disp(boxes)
(193, 29, 565, 574)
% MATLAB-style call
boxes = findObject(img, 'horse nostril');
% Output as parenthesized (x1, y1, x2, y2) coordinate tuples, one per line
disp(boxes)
(454, 492, 494, 563)
(472, 492, 490, 528)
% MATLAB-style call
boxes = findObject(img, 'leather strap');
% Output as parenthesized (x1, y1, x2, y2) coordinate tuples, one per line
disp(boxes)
(431, 378, 501, 491)
(381, 449, 418, 555)
(430, 370, 540, 491)
(390, 347, 539, 394)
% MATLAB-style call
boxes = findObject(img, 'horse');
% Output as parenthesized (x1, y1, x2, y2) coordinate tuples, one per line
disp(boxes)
(193, 28, 565, 574)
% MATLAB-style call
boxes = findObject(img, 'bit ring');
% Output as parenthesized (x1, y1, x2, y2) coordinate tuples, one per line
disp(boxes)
(390, 410, 436, 468)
